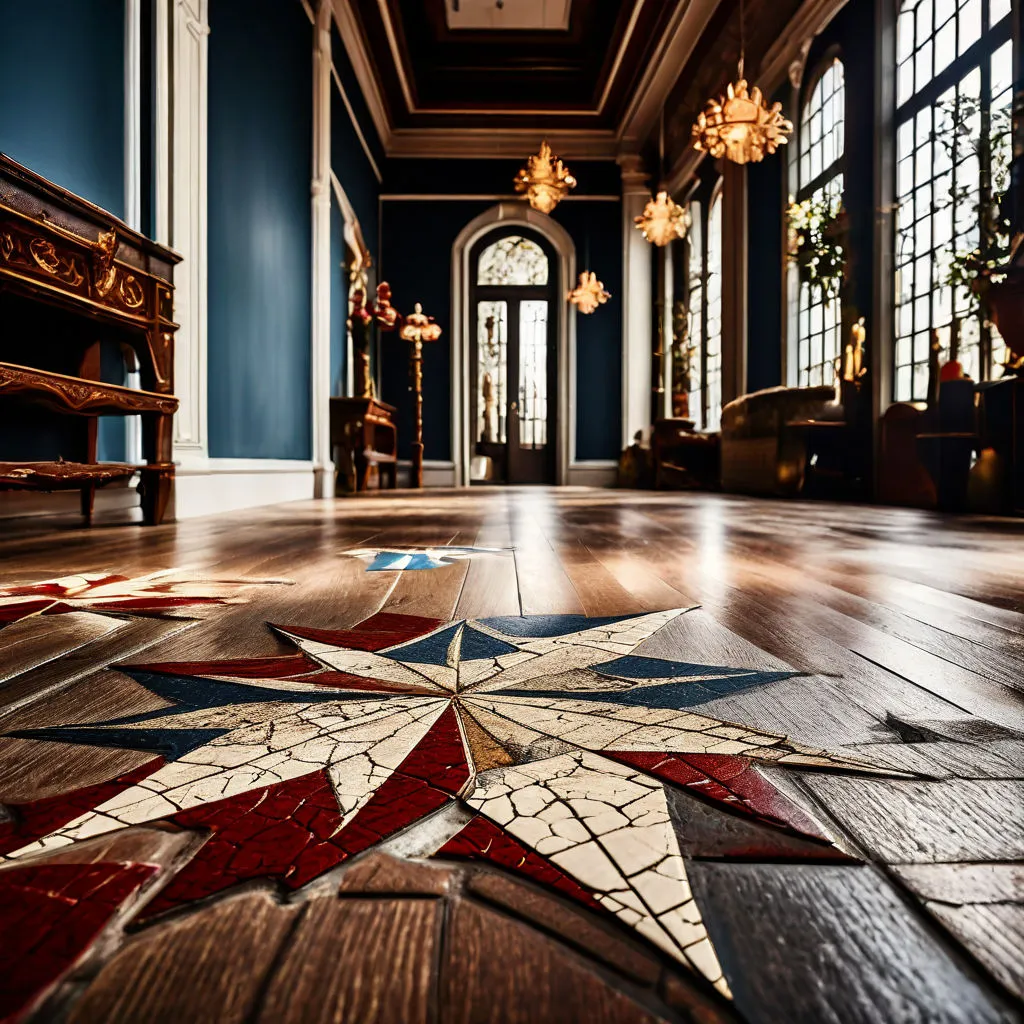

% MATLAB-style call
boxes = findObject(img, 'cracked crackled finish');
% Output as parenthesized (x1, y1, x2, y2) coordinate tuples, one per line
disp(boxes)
(1, 608, 889, 1002)
(0, 570, 287, 627)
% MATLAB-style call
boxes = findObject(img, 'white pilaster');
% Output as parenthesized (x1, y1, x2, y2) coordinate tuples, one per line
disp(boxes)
(170, 0, 210, 467)
(124, 0, 144, 464)
(311, 0, 334, 497)
(618, 154, 653, 446)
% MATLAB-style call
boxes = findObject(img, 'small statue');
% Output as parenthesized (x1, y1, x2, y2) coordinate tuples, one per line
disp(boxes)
(481, 371, 497, 443)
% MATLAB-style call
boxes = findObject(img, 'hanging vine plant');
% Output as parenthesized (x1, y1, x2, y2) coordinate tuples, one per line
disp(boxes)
(787, 192, 847, 301)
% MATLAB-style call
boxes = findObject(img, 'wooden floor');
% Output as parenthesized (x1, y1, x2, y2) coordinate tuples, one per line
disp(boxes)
(1, 487, 1023, 1024)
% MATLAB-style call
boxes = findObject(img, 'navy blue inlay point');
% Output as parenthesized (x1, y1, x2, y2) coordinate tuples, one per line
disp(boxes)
(496, 670, 803, 710)
(594, 656, 771, 681)
(460, 625, 521, 661)
(112, 670, 373, 723)
(386, 623, 462, 666)
(4, 726, 228, 761)
(479, 614, 640, 639)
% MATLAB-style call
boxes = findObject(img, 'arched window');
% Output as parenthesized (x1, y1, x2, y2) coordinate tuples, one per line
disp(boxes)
(686, 200, 704, 429)
(705, 192, 723, 431)
(477, 235, 549, 287)
(796, 57, 845, 387)
(893, 0, 1014, 401)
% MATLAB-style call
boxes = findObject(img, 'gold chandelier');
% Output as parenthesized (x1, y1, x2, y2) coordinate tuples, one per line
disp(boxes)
(567, 271, 611, 315)
(634, 191, 690, 247)
(514, 141, 577, 214)
(692, 67, 793, 165)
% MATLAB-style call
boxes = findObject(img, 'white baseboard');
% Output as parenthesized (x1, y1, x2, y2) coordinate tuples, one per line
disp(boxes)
(172, 458, 316, 519)
(396, 459, 457, 488)
(566, 460, 617, 487)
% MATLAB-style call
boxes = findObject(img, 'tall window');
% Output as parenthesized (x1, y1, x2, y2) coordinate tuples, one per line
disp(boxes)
(685, 200, 704, 428)
(705, 192, 723, 430)
(796, 58, 846, 387)
(894, 0, 1014, 401)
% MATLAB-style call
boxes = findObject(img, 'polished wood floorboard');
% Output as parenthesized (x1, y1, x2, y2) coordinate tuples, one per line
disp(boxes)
(0, 487, 1022, 1023)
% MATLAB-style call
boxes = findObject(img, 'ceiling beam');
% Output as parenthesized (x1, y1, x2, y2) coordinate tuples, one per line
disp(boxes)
(616, 0, 721, 154)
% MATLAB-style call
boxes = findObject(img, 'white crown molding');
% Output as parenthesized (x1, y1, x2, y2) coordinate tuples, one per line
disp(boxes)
(616, 0, 719, 153)
(331, 0, 393, 149)
(327, 0, 711, 162)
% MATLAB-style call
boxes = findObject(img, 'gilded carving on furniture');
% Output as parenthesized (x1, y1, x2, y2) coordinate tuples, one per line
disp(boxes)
(0, 221, 88, 291)
(0, 363, 179, 416)
(118, 273, 145, 309)
(91, 228, 119, 298)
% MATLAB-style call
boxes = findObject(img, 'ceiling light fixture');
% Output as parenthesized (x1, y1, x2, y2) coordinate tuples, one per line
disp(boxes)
(567, 271, 611, 315)
(690, 0, 793, 165)
(514, 141, 577, 215)
(634, 191, 691, 247)
(634, 111, 689, 247)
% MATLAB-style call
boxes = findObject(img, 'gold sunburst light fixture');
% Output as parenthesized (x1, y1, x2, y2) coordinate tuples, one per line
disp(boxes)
(567, 271, 611, 315)
(634, 191, 690, 247)
(514, 141, 577, 214)
(691, 60, 793, 165)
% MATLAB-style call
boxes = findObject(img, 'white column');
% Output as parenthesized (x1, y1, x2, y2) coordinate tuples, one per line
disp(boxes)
(124, 0, 144, 464)
(618, 154, 653, 446)
(170, 0, 210, 466)
(311, 0, 334, 497)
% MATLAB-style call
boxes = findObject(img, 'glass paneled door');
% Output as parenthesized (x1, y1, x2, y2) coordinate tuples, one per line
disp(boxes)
(470, 229, 557, 484)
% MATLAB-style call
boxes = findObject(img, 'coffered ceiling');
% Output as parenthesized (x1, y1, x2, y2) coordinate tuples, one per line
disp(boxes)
(332, 0, 831, 163)
(333, 0, 723, 158)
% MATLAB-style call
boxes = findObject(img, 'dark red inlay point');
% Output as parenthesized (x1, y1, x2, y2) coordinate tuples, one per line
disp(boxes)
(273, 612, 446, 653)
(0, 861, 155, 1023)
(0, 759, 166, 858)
(605, 751, 831, 841)
(438, 815, 602, 910)
(138, 706, 468, 921)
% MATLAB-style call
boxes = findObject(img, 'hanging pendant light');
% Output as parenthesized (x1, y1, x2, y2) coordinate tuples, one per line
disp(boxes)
(568, 271, 611, 315)
(635, 192, 691, 247)
(691, 0, 793, 165)
(634, 110, 690, 247)
(514, 141, 577, 214)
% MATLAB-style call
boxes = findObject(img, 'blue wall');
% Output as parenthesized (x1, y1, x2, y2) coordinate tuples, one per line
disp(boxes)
(0, 0, 125, 218)
(0, 0, 127, 463)
(378, 184, 623, 465)
(207, 0, 312, 460)
(550, 201, 623, 461)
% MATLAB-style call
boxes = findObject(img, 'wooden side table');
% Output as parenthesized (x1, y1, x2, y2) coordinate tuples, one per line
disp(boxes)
(330, 397, 398, 493)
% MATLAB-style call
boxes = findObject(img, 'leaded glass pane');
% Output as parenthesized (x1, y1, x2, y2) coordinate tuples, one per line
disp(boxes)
(893, 0, 1011, 399)
(518, 300, 548, 449)
(477, 236, 549, 286)
(476, 301, 508, 444)
(706, 195, 723, 431)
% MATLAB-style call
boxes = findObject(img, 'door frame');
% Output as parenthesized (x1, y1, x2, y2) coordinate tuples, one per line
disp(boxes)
(469, 227, 558, 484)
(451, 203, 575, 487)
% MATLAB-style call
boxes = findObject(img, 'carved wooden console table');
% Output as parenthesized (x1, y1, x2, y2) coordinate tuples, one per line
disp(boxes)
(0, 154, 181, 524)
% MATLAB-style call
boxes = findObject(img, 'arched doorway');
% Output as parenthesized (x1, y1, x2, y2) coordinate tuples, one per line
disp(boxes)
(469, 227, 557, 484)
(451, 203, 575, 487)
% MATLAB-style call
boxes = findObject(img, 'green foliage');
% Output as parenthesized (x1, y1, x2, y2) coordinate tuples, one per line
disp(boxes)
(930, 96, 1014, 320)
(787, 192, 846, 301)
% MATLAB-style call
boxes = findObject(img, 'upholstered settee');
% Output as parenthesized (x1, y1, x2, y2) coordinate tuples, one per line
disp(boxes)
(719, 385, 840, 495)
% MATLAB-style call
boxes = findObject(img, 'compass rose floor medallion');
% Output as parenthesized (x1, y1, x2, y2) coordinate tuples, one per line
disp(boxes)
(0, 608, 890, 1017)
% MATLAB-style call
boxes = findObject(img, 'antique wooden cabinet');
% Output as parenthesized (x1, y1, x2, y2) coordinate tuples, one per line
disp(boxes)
(0, 154, 180, 524)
